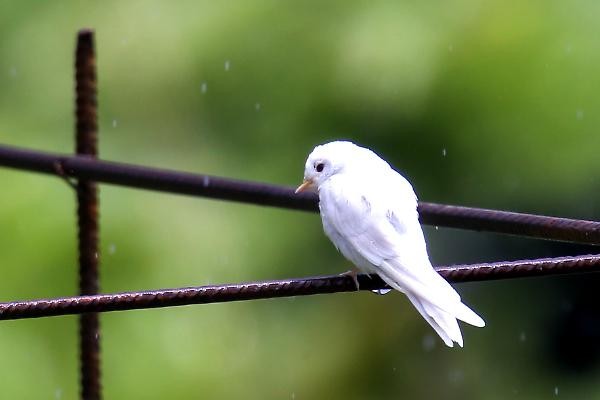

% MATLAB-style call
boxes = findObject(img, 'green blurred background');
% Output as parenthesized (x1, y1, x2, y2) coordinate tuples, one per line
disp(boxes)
(1, 1, 600, 398)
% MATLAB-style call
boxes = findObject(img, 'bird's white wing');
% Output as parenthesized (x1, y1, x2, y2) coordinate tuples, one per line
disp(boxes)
(323, 169, 427, 270)
(323, 169, 483, 326)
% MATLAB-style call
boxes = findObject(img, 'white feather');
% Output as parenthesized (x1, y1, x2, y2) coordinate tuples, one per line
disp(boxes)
(301, 141, 485, 347)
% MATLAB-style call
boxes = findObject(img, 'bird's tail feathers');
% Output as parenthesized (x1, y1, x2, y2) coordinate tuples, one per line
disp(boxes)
(406, 293, 459, 347)
(380, 260, 485, 327)
(449, 300, 485, 328)
(379, 260, 485, 346)
(422, 300, 464, 347)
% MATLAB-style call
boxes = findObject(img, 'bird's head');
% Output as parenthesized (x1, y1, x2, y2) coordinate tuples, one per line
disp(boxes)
(295, 140, 388, 193)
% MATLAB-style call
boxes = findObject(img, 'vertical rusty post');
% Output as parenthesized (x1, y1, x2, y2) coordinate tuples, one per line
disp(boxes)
(75, 29, 101, 400)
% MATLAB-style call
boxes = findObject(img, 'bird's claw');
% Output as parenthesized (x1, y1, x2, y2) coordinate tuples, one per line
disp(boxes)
(340, 268, 361, 291)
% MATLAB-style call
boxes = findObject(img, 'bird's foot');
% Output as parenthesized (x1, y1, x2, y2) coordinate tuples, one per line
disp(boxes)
(340, 268, 361, 291)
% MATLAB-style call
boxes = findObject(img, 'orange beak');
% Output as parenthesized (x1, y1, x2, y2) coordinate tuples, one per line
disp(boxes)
(295, 179, 314, 194)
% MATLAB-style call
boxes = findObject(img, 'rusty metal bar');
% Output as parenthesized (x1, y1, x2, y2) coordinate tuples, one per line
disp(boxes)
(0, 145, 598, 246)
(0, 254, 598, 321)
(418, 202, 599, 246)
(75, 29, 101, 400)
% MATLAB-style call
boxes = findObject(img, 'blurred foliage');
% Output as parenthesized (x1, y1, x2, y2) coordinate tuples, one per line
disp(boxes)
(1, 1, 599, 398)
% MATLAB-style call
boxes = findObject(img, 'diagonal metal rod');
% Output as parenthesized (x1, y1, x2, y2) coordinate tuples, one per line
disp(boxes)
(75, 29, 101, 400)
(0, 254, 598, 321)
(0, 145, 599, 245)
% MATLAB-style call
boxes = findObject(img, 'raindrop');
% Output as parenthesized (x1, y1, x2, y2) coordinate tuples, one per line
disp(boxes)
(442, 148, 447, 157)
(112, 119, 118, 128)
(201, 82, 208, 94)
(371, 288, 392, 295)
(448, 44, 454, 52)
(9, 66, 17, 77)
(519, 331, 526, 342)
(291, 392, 296, 400)
(576, 110, 584, 120)
(224, 60, 231, 71)
(435, 226, 439, 230)
(422, 334, 436, 352)
(255, 102, 261, 111)
(448, 369, 464, 383)
(108, 243, 116, 255)
(220, 254, 230, 266)
(554, 386, 559, 396)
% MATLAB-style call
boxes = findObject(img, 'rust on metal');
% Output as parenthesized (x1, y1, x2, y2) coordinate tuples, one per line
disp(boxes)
(0, 144, 598, 245)
(0, 254, 598, 321)
(75, 28, 101, 400)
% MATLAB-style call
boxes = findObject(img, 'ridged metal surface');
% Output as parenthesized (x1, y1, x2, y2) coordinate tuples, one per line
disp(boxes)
(75, 29, 101, 400)
(435, 254, 600, 282)
(0, 254, 598, 321)
(0, 145, 598, 245)
(418, 202, 600, 247)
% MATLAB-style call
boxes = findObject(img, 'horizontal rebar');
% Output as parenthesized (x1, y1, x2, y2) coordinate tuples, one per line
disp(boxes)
(0, 254, 598, 321)
(0, 144, 599, 245)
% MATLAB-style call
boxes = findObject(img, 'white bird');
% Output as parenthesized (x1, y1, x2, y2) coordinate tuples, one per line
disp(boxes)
(295, 141, 484, 347)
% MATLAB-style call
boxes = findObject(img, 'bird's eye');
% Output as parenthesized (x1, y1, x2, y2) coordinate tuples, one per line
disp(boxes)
(315, 163, 325, 172)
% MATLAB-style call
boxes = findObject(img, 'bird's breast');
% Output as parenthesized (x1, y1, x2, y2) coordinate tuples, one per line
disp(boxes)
(317, 182, 376, 272)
